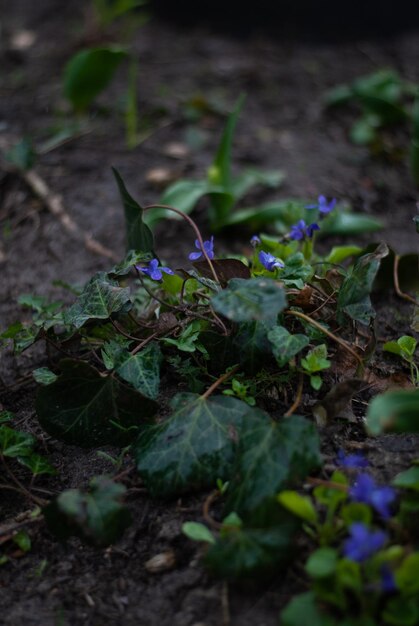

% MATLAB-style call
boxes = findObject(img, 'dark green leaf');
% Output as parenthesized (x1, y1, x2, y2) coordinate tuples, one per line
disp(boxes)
(350, 116, 378, 145)
(109, 250, 153, 276)
(112, 168, 154, 253)
(64, 47, 128, 111)
(281, 591, 337, 626)
(133, 393, 250, 498)
(225, 410, 322, 523)
(1, 322, 40, 353)
(337, 243, 389, 324)
(383, 596, 419, 626)
(233, 320, 274, 374)
(211, 278, 287, 322)
(44, 476, 131, 547)
(220, 200, 303, 229)
(204, 521, 297, 579)
(115, 342, 162, 400)
(366, 389, 419, 435)
(18, 453, 57, 476)
(0, 425, 35, 458)
(65, 272, 131, 329)
(36, 359, 157, 447)
(268, 326, 309, 367)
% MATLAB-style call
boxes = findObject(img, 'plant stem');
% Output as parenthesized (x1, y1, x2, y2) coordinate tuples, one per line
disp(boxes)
(200, 365, 240, 400)
(286, 309, 364, 372)
(143, 204, 221, 285)
(284, 373, 304, 417)
(393, 254, 419, 306)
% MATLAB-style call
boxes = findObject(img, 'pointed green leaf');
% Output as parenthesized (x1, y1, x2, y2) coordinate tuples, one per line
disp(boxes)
(321, 211, 383, 236)
(305, 547, 338, 579)
(159, 180, 210, 216)
(115, 342, 162, 400)
(211, 278, 287, 322)
(337, 243, 389, 324)
(44, 476, 131, 547)
(112, 168, 154, 253)
(230, 168, 285, 201)
(393, 467, 419, 491)
(182, 522, 216, 544)
(268, 326, 309, 367)
(36, 360, 158, 447)
(211, 94, 245, 190)
(277, 491, 318, 524)
(133, 393, 250, 497)
(65, 272, 131, 329)
(225, 410, 321, 523)
(64, 47, 128, 111)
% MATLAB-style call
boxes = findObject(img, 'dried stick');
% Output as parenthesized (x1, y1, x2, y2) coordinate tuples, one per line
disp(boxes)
(393, 254, 419, 306)
(284, 373, 304, 417)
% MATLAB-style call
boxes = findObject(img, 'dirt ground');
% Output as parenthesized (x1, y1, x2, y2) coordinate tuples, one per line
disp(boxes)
(0, 2, 418, 625)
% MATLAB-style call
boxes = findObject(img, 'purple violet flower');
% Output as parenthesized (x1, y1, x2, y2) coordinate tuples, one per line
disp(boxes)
(289, 219, 320, 241)
(306, 195, 337, 214)
(136, 258, 174, 281)
(343, 522, 387, 562)
(336, 449, 369, 470)
(189, 236, 215, 261)
(259, 250, 284, 272)
(250, 235, 261, 247)
(349, 473, 396, 520)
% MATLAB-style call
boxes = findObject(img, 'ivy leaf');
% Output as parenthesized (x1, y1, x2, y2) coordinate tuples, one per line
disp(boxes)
(233, 321, 275, 374)
(18, 453, 57, 476)
(225, 410, 322, 524)
(0, 425, 35, 457)
(109, 249, 153, 276)
(36, 360, 158, 447)
(337, 243, 389, 325)
(366, 389, 419, 435)
(44, 476, 131, 547)
(204, 521, 297, 579)
(211, 278, 287, 322)
(133, 393, 250, 498)
(115, 342, 162, 400)
(65, 272, 131, 329)
(268, 326, 309, 367)
(112, 167, 154, 253)
(64, 47, 128, 111)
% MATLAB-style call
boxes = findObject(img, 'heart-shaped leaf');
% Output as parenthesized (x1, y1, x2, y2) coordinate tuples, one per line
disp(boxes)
(36, 360, 158, 447)
(225, 410, 321, 523)
(115, 342, 162, 400)
(133, 393, 251, 497)
(268, 326, 309, 367)
(112, 168, 154, 253)
(211, 278, 287, 322)
(65, 272, 131, 329)
(337, 243, 389, 325)
(44, 476, 131, 546)
(0, 425, 35, 458)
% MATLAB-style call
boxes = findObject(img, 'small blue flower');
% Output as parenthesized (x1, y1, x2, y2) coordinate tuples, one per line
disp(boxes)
(289, 219, 320, 241)
(250, 235, 261, 247)
(336, 449, 369, 470)
(306, 195, 337, 214)
(136, 258, 174, 281)
(343, 522, 387, 562)
(189, 237, 215, 261)
(259, 251, 284, 272)
(349, 473, 396, 520)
